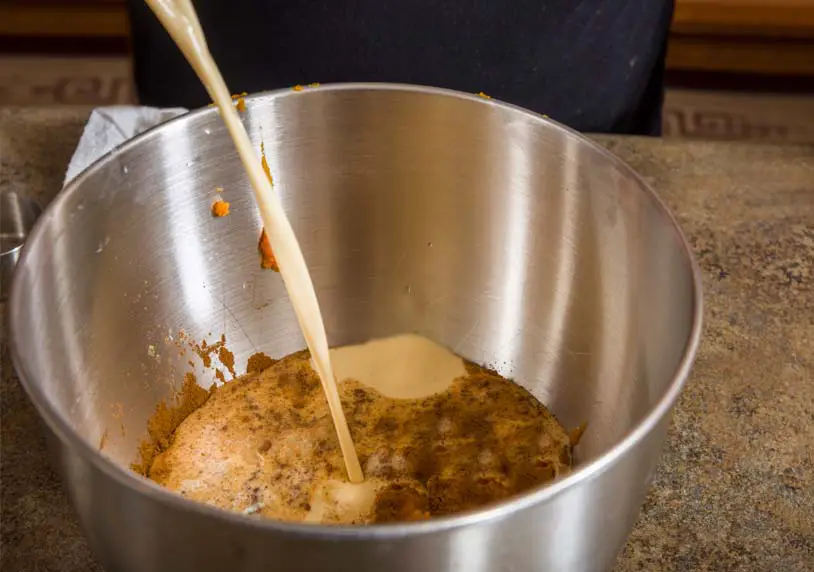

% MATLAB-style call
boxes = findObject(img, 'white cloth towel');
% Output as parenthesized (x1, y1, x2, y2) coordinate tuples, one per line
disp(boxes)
(64, 106, 188, 186)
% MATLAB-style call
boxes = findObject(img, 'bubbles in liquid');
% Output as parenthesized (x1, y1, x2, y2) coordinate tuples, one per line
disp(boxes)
(437, 417, 454, 436)
(145, 336, 574, 524)
(477, 449, 496, 468)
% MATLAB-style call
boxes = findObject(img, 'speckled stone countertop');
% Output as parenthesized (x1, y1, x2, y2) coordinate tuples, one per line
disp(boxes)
(1, 108, 812, 571)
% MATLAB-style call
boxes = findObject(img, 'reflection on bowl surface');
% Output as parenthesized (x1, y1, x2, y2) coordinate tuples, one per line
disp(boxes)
(10, 84, 701, 572)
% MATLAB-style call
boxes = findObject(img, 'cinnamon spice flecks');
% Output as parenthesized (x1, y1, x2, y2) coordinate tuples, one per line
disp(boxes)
(211, 198, 230, 217)
(218, 345, 236, 378)
(189, 336, 228, 369)
(258, 229, 279, 272)
(260, 141, 273, 185)
(231, 92, 248, 112)
(246, 352, 277, 374)
(256, 141, 279, 271)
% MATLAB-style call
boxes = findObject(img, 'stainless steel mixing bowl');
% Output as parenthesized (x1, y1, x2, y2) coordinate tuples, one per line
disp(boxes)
(10, 84, 702, 572)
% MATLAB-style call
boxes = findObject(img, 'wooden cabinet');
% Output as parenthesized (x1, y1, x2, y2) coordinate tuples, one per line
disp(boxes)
(669, 0, 814, 76)
(0, 0, 128, 39)
(673, 0, 814, 36)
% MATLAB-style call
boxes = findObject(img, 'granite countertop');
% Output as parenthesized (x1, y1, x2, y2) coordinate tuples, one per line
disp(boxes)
(1, 108, 812, 571)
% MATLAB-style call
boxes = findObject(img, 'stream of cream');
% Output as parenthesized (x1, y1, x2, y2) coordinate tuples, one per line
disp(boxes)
(145, 0, 467, 490)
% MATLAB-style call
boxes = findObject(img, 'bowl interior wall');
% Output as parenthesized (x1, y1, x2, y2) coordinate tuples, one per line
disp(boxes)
(12, 87, 696, 476)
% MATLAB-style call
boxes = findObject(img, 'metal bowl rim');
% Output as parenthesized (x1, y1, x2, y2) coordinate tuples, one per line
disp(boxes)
(9, 82, 704, 540)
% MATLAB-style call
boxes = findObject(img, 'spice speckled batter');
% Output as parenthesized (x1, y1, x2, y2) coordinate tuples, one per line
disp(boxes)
(147, 350, 573, 524)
